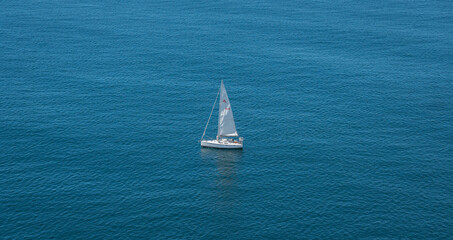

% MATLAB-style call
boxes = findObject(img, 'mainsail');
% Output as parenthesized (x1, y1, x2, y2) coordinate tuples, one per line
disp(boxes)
(218, 80, 238, 137)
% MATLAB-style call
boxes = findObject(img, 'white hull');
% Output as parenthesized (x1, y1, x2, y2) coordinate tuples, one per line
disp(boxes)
(201, 140, 243, 149)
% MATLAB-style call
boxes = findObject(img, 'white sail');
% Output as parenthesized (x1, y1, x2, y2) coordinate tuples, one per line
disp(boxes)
(218, 81, 238, 137)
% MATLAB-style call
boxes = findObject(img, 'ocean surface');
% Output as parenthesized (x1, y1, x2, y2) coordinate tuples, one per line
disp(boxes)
(1, 0, 453, 239)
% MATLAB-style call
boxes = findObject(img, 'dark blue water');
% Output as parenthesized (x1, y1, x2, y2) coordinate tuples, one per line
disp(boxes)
(1, 0, 453, 239)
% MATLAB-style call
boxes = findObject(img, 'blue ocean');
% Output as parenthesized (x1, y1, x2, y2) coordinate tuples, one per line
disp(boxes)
(1, 0, 452, 239)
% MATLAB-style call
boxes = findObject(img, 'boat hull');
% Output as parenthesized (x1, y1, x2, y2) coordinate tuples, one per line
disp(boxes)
(201, 140, 243, 149)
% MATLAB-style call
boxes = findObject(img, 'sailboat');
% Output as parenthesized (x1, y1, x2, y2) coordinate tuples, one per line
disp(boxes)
(201, 80, 243, 149)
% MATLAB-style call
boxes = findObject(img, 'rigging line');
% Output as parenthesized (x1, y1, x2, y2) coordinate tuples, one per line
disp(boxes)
(200, 88, 220, 141)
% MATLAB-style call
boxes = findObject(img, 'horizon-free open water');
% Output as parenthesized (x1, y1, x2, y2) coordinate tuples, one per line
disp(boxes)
(1, 0, 453, 239)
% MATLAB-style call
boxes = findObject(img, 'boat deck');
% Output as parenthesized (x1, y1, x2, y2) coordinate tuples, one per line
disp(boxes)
(201, 139, 243, 149)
